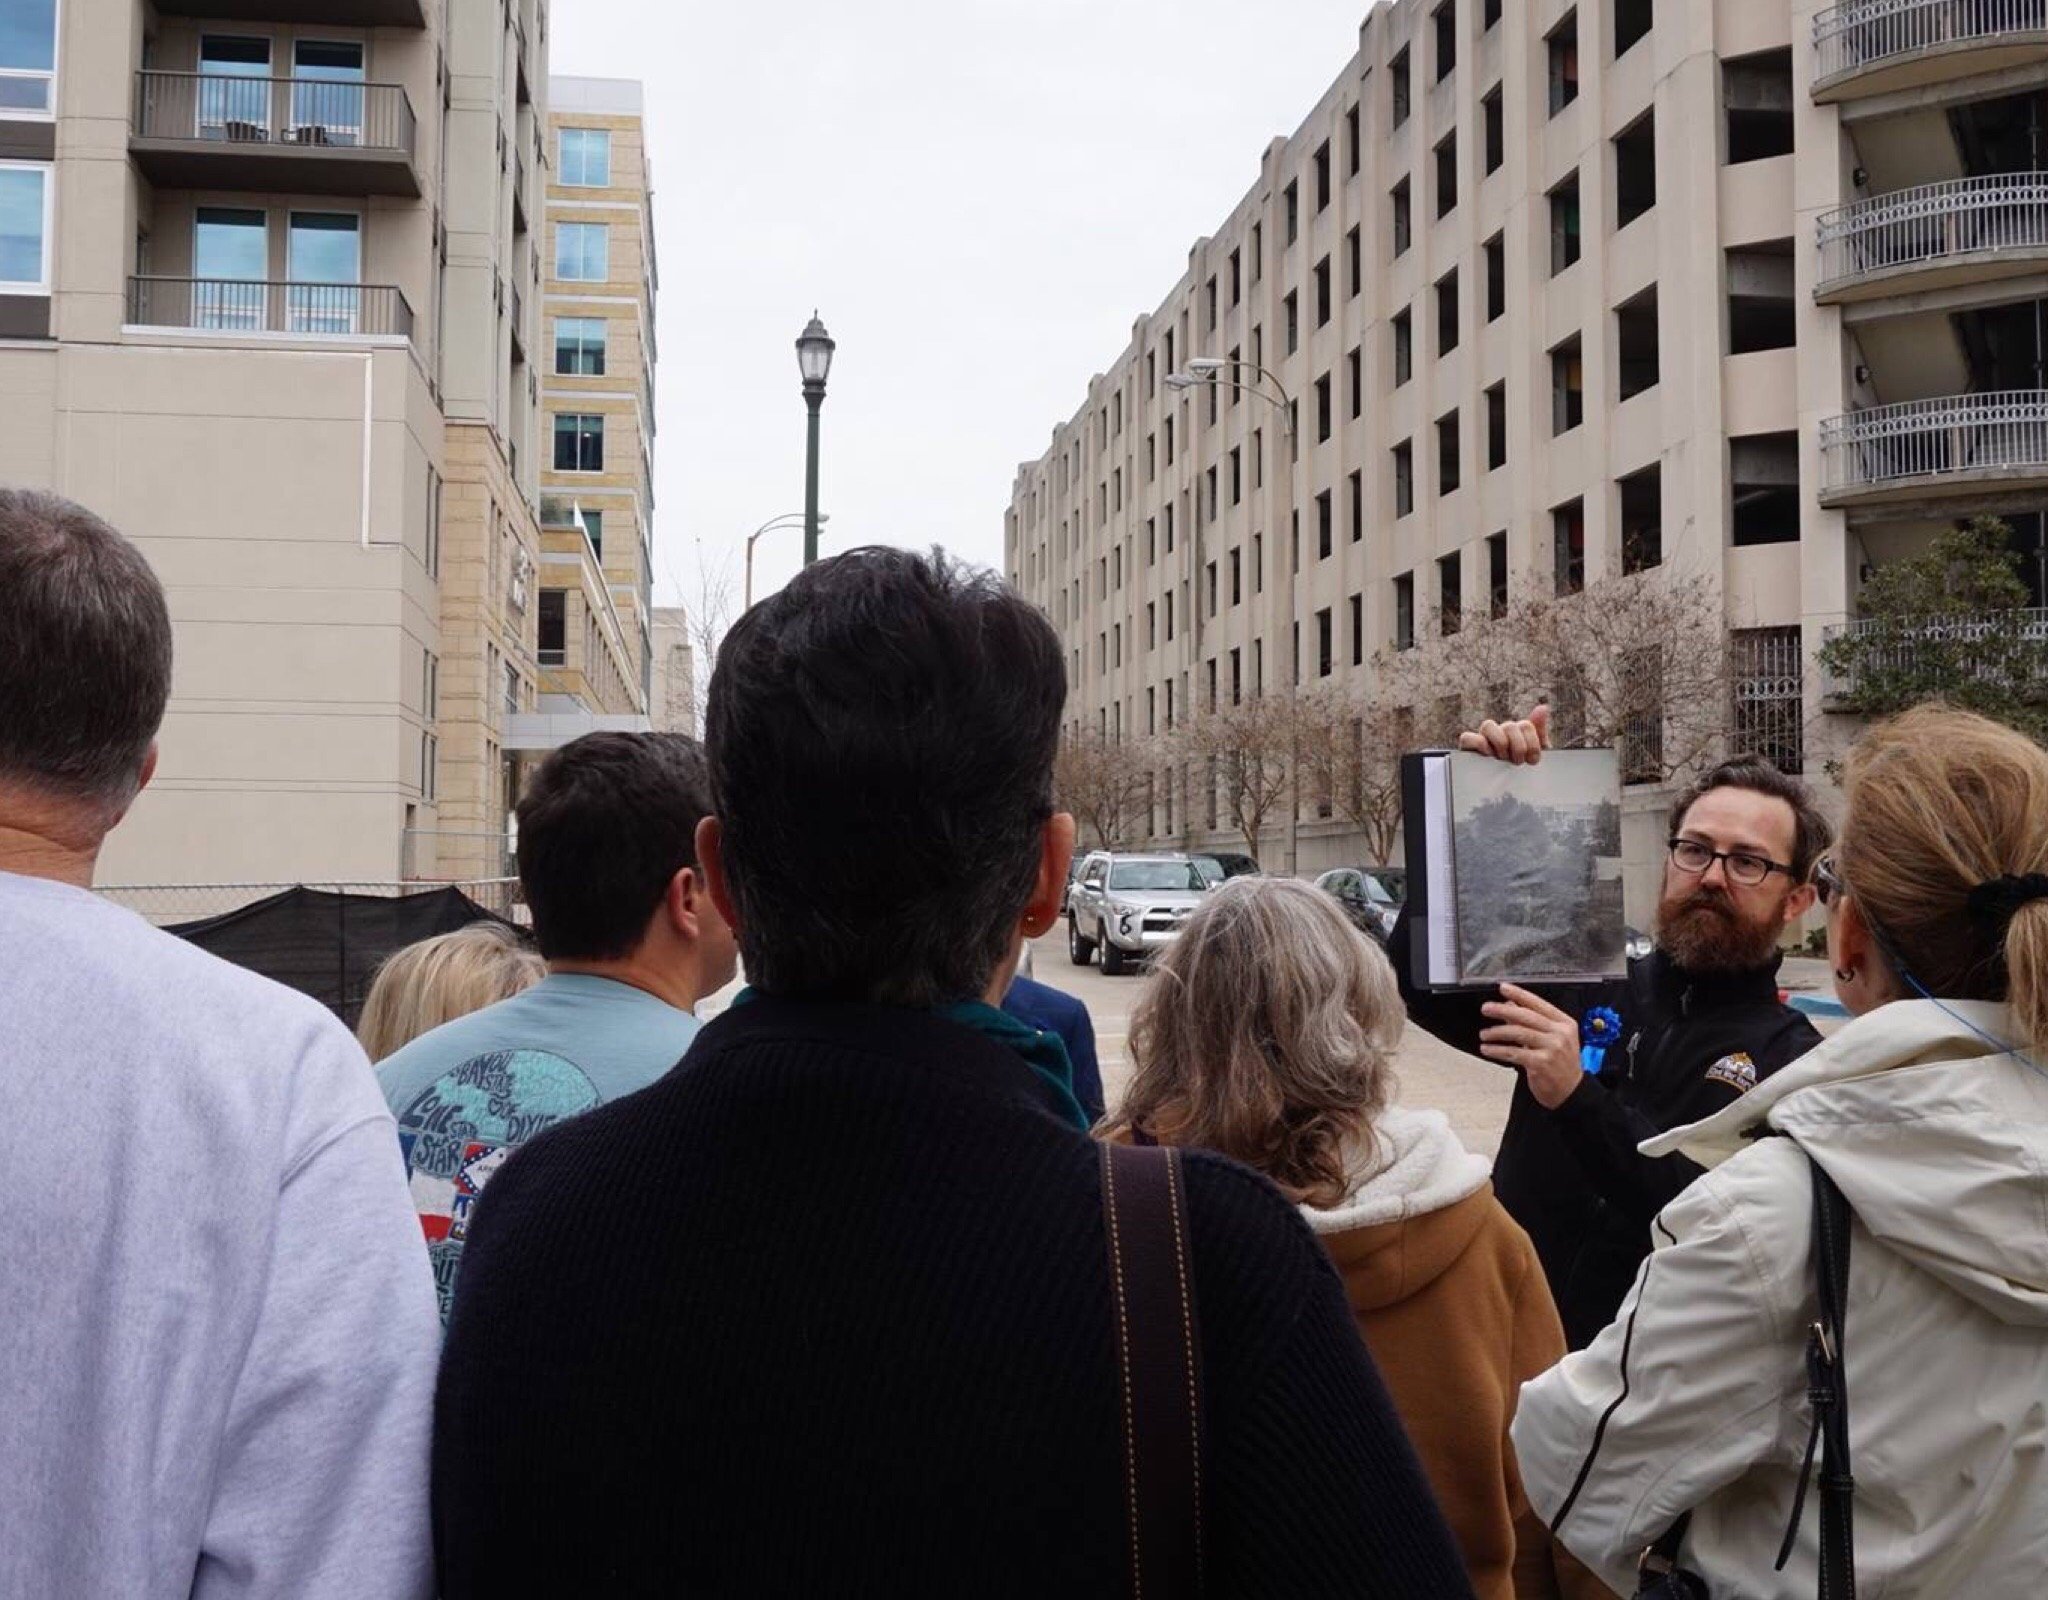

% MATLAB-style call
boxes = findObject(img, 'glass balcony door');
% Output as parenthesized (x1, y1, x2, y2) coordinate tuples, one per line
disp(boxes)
(290, 41, 365, 148)
(288, 211, 361, 333)
(193, 207, 268, 329)
(197, 36, 272, 142)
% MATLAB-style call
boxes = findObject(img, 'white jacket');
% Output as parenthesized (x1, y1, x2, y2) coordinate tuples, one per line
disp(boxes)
(1511, 999, 2048, 1599)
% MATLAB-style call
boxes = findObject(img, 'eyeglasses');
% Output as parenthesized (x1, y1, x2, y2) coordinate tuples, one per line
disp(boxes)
(1811, 853, 1844, 908)
(1667, 837, 1796, 888)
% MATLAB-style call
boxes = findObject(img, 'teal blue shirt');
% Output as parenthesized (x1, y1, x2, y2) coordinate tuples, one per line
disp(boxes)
(375, 974, 701, 1319)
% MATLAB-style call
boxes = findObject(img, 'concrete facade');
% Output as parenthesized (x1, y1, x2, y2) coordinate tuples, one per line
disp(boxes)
(1007, 0, 2048, 897)
(649, 604, 695, 736)
(0, 0, 551, 889)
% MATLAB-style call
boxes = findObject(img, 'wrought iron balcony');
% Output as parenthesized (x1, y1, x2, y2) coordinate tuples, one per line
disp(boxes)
(1821, 609, 2048, 705)
(127, 277, 415, 342)
(1816, 173, 2048, 300)
(1819, 390, 2048, 505)
(1814, 0, 2048, 101)
(131, 72, 420, 198)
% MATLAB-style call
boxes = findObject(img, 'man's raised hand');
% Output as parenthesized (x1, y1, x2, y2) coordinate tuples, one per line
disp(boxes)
(1457, 703, 1551, 767)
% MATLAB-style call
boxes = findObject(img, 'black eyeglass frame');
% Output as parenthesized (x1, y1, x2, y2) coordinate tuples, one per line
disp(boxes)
(1666, 836, 1798, 888)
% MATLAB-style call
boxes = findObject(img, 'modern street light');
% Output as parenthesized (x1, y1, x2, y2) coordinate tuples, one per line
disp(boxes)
(795, 313, 836, 568)
(1167, 356, 1304, 878)
(744, 511, 831, 611)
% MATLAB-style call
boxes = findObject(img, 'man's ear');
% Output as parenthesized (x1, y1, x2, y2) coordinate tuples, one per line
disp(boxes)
(1781, 879, 1817, 927)
(694, 816, 742, 941)
(664, 864, 709, 940)
(1021, 813, 1077, 939)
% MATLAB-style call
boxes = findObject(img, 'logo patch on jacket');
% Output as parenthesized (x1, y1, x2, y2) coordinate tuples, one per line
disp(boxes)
(1703, 1051, 1759, 1092)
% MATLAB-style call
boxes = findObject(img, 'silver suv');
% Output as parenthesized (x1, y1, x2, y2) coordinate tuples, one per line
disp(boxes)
(1066, 851, 1211, 975)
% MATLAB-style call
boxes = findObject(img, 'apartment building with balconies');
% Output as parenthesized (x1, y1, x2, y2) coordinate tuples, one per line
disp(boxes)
(536, 73, 657, 728)
(0, 0, 552, 891)
(1006, 0, 2047, 896)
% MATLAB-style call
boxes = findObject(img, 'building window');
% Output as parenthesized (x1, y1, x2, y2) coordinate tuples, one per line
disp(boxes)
(1615, 109, 1657, 228)
(1619, 462, 1663, 573)
(1284, 178, 1299, 245)
(1548, 10, 1580, 115)
(1314, 254, 1331, 326)
(1230, 548, 1242, 605)
(1488, 531, 1508, 617)
(1395, 573, 1416, 651)
(1434, 0, 1457, 80)
(1284, 290, 1298, 354)
(1347, 345, 1362, 418)
(1436, 268, 1459, 355)
(1346, 102, 1361, 175)
(1549, 172, 1581, 273)
(579, 507, 605, 559)
(1435, 131, 1458, 217)
(1725, 48, 1795, 165)
(555, 221, 609, 281)
(1317, 489, 1334, 558)
(1553, 498, 1586, 595)
(1314, 139, 1331, 211)
(1483, 85, 1504, 174)
(1393, 440, 1414, 517)
(1484, 0, 1501, 25)
(1728, 240, 1796, 352)
(553, 412, 605, 471)
(1439, 553, 1462, 636)
(1349, 469, 1363, 543)
(1437, 410, 1460, 496)
(1731, 432, 1800, 546)
(1617, 285, 1660, 399)
(1317, 606, 1334, 678)
(1350, 592, 1365, 664)
(538, 588, 567, 664)
(1486, 381, 1507, 470)
(1315, 373, 1332, 443)
(1485, 231, 1505, 320)
(1616, 0, 1653, 59)
(554, 315, 607, 375)
(1206, 274, 1218, 330)
(0, 161, 51, 289)
(1391, 46, 1411, 128)
(559, 127, 612, 187)
(1393, 307, 1412, 386)
(1392, 178, 1412, 256)
(1251, 221, 1262, 281)
(1622, 652, 1664, 785)
(1229, 446, 1242, 504)
(1346, 224, 1362, 296)
(1229, 246, 1241, 304)
(1551, 336, 1584, 433)
(0, 0, 57, 116)
(1733, 626, 1805, 775)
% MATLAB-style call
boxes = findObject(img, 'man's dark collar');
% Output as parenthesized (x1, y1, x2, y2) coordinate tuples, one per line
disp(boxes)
(1636, 944, 1786, 1003)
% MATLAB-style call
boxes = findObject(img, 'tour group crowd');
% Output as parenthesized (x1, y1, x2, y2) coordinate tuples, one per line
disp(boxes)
(3, 485, 2046, 1599)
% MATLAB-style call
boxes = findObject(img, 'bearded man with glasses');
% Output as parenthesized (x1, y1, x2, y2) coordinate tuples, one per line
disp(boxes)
(1390, 706, 1832, 1347)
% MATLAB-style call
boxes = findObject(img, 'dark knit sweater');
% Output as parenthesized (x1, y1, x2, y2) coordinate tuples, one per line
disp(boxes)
(433, 995, 1476, 1599)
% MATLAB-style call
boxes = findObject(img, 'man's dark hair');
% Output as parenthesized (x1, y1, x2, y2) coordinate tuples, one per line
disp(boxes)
(0, 489, 173, 811)
(1669, 755, 1832, 879)
(706, 546, 1066, 1006)
(516, 732, 711, 961)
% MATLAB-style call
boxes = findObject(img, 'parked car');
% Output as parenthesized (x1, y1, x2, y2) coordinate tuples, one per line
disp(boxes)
(1067, 851, 1212, 975)
(1059, 854, 1088, 915)
(1196, 852, 1261, 882)
(1315, 867, 1404, 944)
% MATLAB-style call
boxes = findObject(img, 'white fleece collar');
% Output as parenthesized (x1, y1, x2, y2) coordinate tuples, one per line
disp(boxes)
(1302, 1105, 1492, 1235)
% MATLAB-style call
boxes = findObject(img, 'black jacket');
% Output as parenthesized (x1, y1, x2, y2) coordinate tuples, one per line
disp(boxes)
(434, 994, 1475, 1599)
(1390, 914, 1821, 1348)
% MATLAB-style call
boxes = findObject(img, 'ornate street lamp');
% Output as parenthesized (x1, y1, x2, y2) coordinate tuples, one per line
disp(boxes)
(795, 313, 836, 566)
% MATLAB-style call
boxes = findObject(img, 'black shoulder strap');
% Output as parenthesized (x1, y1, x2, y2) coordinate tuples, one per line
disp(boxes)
(1774, 1156, 1856, 1599)
(1101, 1142, 1205, 1600)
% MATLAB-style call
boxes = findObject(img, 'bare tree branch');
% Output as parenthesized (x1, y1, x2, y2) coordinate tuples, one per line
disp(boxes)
(1054, 732, 1157, 851)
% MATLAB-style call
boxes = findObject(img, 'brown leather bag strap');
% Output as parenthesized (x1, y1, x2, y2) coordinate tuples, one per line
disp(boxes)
(1101, 1141, 1205, 1599)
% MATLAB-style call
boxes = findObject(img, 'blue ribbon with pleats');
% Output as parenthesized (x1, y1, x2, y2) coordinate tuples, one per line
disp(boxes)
(1580, 1006, 1624, 1075)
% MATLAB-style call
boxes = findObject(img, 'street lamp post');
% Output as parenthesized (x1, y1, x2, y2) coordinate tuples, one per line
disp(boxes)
(795, 313, 836, 567)
(744, 511, 831, 611)
(1168, 357, 1303, 878)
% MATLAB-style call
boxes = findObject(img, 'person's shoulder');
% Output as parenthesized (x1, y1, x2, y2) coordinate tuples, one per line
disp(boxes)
(1005, 974, 1087, 1027)
(1177, 1147, 1340, 1289)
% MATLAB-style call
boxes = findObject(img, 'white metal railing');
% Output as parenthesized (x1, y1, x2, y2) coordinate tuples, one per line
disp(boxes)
(1817, 173, 2048, 286)
(1821, 609, 2048, 698)
(1819, 389, 2048, 493)
(1816, 0, 2048, 82)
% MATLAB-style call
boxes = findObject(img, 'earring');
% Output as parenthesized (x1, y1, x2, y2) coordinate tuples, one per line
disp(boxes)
(1834, 966, 1857, 984)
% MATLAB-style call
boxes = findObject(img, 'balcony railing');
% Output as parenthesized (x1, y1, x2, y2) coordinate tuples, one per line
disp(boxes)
(1821, 609, 2048, 702)
(135, 71, 416, 156)
(127, 277, 415, 341)
(1815, 0, 2048, 88)
(1819, 389, 2048, 498)
(1817, 173, 2048, 291)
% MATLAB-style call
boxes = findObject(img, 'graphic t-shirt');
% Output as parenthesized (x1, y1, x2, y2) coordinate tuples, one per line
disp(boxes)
(375, 973, 701, 1319)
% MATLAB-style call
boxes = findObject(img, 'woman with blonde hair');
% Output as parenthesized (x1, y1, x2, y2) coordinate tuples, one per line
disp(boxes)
(1515, 705, 2048, 1596)
(1104, 875, 1598, 1600)
(356, 921, 545, 1062)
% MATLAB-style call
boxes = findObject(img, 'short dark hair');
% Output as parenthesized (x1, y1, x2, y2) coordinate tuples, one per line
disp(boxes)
(706, 546, 1066, 1006)
(515, 732, 711, 961)
(1669, 755, 1832, 879)
(0, 489, 172, 809)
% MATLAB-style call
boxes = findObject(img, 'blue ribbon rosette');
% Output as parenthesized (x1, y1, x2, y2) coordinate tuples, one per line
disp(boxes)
(1579, 1006, 1624, 1075)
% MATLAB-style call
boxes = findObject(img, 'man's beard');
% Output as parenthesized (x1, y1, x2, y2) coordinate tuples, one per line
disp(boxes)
(1654, 886, 1785, 974)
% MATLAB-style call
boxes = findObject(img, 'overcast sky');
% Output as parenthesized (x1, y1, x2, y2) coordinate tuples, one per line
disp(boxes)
(550, 1, 1368, 623)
